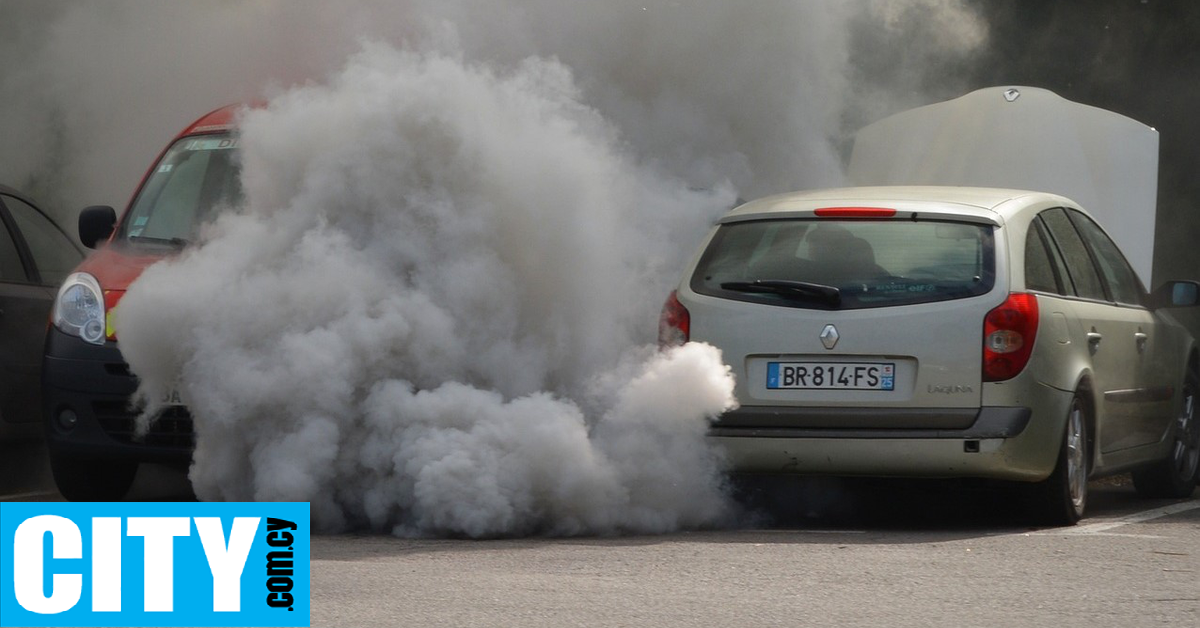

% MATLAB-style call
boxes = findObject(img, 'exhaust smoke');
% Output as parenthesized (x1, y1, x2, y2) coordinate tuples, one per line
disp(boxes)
(114, 46, 739, 536)
(4, 1, 990, 535)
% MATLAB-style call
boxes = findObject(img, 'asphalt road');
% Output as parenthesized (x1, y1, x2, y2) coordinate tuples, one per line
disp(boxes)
(3, 438, 1198, 627)
(306, 483, 1199, 628)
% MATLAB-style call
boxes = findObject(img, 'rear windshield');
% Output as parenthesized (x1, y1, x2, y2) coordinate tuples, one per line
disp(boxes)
(690, 218, 995, 310)
(119, 133, 242, 245)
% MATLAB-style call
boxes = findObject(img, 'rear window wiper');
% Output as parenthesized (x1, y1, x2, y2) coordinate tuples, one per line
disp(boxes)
(128, 234, 190, 247)
(720, 280, 841, 307)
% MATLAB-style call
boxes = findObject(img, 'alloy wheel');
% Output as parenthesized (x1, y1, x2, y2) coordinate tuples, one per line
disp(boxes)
(1066, 400, 1087, 512)
(1171, 376, 1200, 484)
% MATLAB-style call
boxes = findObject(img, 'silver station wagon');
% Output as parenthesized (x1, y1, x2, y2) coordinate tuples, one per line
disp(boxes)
(661, 186, 1200, 525)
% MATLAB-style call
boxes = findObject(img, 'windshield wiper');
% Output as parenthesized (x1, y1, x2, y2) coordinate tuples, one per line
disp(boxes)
(720, 280, 841, 307)
(128, 234, 190, 247)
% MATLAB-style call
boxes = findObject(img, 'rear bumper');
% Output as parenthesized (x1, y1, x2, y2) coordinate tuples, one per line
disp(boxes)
(711, 400, 1069, 481)
(712, 406, 1031, 438)
(42, 327, 192, 464)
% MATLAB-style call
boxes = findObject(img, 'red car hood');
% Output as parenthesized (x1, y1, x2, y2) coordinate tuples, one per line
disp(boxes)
(75, 244, 170, 340)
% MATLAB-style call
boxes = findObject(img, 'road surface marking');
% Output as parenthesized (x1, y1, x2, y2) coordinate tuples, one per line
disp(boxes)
(1052, 499, 1200, 535)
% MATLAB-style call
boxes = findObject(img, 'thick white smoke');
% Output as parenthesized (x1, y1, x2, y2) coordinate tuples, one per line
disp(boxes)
(6, 1, 989, 535)
(115, 46, 737, 536)
(1, 1, 986, 223)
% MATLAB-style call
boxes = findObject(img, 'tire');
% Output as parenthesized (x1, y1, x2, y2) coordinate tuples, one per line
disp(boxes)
(49, 451, 138, 502)
(1132, 368, 1200, 498)
(1031, 394, 1089, 526)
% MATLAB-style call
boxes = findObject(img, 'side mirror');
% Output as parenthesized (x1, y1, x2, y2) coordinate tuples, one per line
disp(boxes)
(1151, 280, 1200, 309)
(78, 205, 116, 249)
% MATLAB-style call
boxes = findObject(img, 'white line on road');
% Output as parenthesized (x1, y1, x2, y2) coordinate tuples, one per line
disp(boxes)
(1048, 499, 1200, 535)
(1078, 532, 1166, 539)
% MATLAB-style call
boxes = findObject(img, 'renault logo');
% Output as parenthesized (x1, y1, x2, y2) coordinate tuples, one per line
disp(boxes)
(820, 324, 839, 350)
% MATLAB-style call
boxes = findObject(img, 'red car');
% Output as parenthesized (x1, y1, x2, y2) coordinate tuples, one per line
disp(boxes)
(42, 105, 242, 500)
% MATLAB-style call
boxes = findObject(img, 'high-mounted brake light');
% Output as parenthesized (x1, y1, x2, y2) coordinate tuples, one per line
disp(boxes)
(814, 207, 897, 218)
(983, 292, 1039, 382)
(658, 290, 690, 349)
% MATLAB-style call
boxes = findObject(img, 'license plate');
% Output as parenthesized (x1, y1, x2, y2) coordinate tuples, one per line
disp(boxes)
(161, 388, 186, 407)
(767, 362, 895, 391)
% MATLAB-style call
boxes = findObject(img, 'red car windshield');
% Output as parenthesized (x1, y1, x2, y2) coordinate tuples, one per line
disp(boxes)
(119, 133, 242, 245)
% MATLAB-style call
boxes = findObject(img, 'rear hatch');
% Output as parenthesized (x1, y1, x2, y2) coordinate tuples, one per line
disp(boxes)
(681, 203, 1007, 428)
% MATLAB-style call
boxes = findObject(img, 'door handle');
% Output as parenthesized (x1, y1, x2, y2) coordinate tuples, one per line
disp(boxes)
(1086, 329, 1103, 351)
(1134, 331, 1148, 353)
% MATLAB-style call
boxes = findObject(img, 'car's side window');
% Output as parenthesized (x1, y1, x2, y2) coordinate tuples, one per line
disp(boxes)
(1024, 219, 1063, 294)
(0, 206, 29, 283)
(1039, 208, 1107, 301)
(1067, 210, 1144, 306)
(1039, 218, 1075, 297)
(2, 194, 83, 287)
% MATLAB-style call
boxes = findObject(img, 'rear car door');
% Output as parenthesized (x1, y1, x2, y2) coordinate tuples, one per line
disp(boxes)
(1038, 208, 1159, 453)
(0, 193, 83, 426)
(1067, 209, 1170, 448)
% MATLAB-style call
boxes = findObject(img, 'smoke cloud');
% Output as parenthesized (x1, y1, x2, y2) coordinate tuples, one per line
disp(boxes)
(1, 1, 988, 221)
(5, 1, 989, 535)
(115, 45, 740, 536)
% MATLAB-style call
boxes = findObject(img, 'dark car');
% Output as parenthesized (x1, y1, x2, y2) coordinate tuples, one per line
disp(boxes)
(0, 186, 84, 439)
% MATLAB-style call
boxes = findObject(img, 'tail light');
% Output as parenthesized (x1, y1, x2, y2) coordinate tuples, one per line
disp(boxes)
(814, 207, 897, 218)
(983, 292, 1039, 381)
(658, 290, 690, 349)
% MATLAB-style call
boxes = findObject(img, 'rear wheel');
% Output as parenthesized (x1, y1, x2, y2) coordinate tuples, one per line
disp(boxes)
(49, 451, 137, 502)
(1031, 394, 1089, 526)
(1132, 368, 1200, 498)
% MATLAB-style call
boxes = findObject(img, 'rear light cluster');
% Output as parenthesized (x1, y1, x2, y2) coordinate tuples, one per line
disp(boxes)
(658, 290, 690, 349)
(983, 292, 1039, 382)
(659, 289, 1040, 376)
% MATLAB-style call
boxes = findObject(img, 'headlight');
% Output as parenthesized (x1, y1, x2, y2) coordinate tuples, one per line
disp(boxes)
(53, 272, 106, 345)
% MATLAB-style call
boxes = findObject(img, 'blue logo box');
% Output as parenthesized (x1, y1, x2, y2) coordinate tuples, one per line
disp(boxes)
(1, 502, 309, 627)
